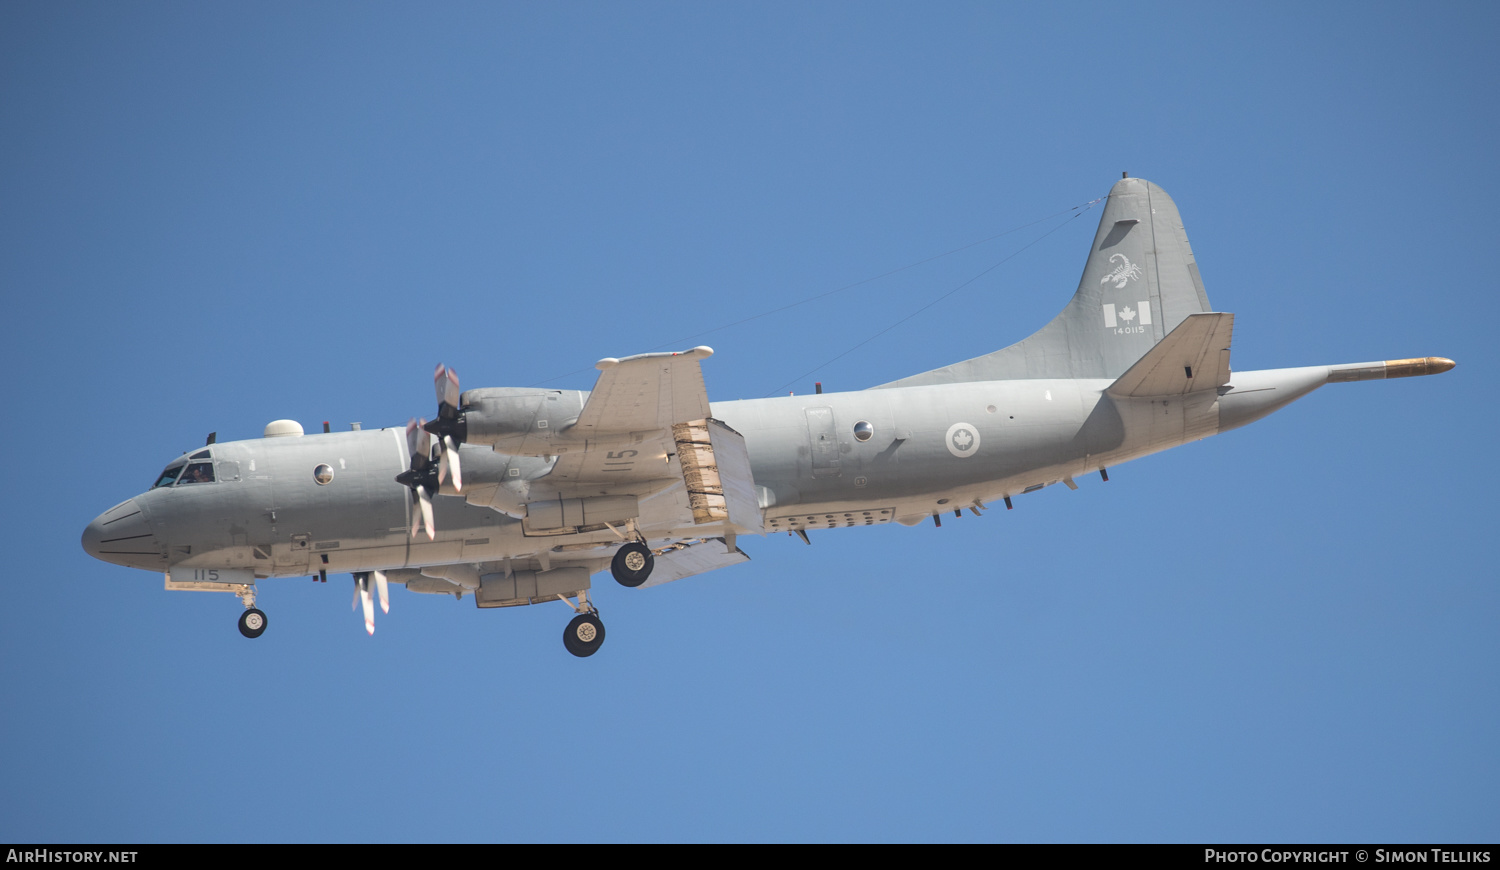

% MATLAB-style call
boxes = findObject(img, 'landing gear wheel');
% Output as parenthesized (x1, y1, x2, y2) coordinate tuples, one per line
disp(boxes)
(238, 608, 267, 639)
(563, 613, 606, 657)
(611, 542, 654, 588)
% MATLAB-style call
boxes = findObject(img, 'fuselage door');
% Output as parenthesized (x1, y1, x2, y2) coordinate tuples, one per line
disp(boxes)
(805, 407, 842, 479)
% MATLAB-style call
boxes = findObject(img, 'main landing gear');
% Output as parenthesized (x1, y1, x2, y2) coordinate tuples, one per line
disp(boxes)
(558, 589, 605, 657)
(564, 613, 605, 657)
(611, 541, 654, 587)
(574, 538, 652, 656)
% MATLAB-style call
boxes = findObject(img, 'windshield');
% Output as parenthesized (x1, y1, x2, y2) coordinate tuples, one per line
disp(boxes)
(152, 464, 185, 488)
(176, 462, 215, 485)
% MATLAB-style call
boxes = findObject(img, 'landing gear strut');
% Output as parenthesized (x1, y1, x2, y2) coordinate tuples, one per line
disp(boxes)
(557, 589, 605, 657)
(611, 541, 654, 587)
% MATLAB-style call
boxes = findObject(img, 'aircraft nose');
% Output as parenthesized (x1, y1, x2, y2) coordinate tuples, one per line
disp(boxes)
(82, 499, 165, 570)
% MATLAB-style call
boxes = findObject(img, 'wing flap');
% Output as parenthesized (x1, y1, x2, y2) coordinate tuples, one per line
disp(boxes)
(672, 418, 765, 535)
(640, 537, 750, 588)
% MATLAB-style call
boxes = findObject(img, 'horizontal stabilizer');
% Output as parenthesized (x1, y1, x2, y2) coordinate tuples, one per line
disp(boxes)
(1107, 312, 1234, 398)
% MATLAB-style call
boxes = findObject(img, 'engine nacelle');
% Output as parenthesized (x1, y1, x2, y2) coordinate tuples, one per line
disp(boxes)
(460, 387, 586, 455)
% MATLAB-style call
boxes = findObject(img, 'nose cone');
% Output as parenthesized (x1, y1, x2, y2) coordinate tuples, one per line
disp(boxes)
(82, 499, 166, 570)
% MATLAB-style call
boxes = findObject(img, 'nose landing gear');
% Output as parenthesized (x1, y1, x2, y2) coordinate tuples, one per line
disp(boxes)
(238, 608, 267, 638)
(236, 586, 266, 638)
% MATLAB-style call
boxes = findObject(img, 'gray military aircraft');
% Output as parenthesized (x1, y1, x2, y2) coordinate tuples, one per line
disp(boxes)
(82, 177, 1454, 656)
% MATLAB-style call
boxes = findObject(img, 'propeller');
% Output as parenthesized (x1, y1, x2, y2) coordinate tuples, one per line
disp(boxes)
(394, 364, 467, 541)
(351, 571, 390, 635)
(395, 418, 437, 540)
(424, 365, 465, 493)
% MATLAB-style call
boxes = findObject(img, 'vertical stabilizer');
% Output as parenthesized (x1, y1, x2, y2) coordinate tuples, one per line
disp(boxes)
(878, 177, 1213, 387)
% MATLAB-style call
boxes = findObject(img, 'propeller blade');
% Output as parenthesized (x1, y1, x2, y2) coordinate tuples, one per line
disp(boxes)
(374, 570, 389, 615)
(445, 436, 462, 491)
(438, 448, 449, 487)
(405, 418, 421, 458)
(409, 493, 422, 538)
(415, 419, 430, 460)
(417, 487, 435, 541)
(360, 577, 375, 636)
(436, 364, 460, 409)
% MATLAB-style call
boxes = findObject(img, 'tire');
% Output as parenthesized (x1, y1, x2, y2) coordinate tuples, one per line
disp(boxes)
(238, 608, 267, 639)
(611, 542, 654, 588)
(563, 613, 606, 657)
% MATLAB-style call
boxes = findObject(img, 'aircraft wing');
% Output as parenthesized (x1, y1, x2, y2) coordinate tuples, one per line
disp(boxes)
(573, 346, 714, 438)
(543, 346, 714, 495)
(536, 347, 763, 537)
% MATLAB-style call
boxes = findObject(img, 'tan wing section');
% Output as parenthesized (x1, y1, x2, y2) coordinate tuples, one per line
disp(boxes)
(1107, 313, 1234, 398)
(540, 347, 714, 500)
(671, 419, 763, 533)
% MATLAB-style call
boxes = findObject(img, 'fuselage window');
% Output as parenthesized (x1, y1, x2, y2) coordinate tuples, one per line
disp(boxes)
(152, 464, 185, 488)
(177, 462, 216, 485)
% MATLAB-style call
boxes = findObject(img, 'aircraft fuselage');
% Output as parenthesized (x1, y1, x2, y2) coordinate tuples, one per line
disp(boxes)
(80, 176, 1453, 651)
(83, 363, 1327, 584)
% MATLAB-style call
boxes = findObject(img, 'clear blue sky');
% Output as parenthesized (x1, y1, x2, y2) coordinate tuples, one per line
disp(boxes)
(2, 1, 1494, 842)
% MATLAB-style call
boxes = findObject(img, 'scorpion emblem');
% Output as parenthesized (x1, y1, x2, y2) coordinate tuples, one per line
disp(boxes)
(1099, 253, 1143, 290)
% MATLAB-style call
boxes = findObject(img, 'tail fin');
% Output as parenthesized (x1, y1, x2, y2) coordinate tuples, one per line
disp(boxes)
(878, 177, 1213, 387)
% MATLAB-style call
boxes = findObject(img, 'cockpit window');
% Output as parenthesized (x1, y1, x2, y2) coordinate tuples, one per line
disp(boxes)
(152, 464, 185, 488)
(177, 462, 216, 485)
(189, 449, 212, 460)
